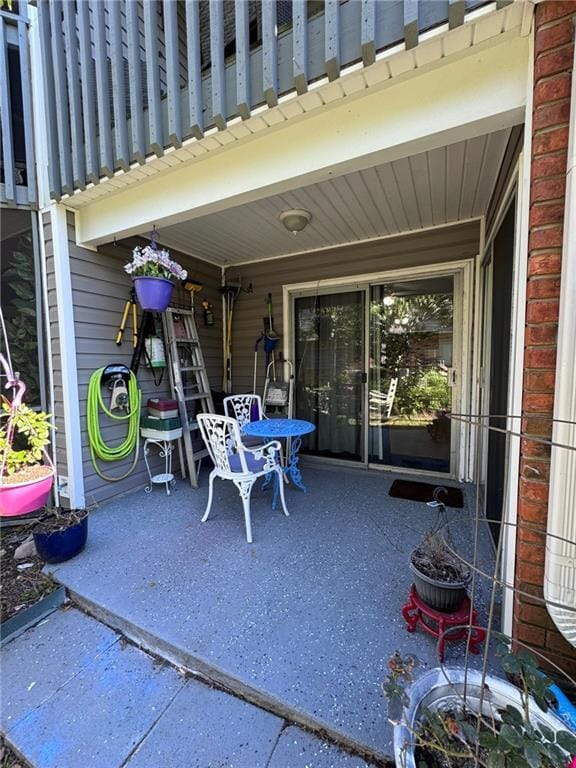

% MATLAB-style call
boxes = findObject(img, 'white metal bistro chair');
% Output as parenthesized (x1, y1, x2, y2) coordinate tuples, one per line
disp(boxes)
(223, 394, 264, 447)
(197, 413, 289, 543)
(223, 393, 263, 426)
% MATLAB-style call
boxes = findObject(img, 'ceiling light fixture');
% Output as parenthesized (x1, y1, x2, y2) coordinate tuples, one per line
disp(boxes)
(279, 208, 312, 234)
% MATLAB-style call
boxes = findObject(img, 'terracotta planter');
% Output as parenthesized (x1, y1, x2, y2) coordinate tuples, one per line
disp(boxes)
(0, 467, 54, 517)
(133, 276, 174, 311)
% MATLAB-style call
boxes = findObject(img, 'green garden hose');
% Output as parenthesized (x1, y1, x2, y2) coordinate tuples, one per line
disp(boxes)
(87, 368, 141, 481)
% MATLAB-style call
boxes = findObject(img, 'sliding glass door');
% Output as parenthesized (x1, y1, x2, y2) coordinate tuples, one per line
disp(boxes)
(294, 291, 364, 461)
(368, 277, 454, 473)
(293, 273, 458, 474)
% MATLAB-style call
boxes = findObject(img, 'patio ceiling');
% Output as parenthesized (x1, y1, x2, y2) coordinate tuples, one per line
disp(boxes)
(155, 127, 516, 267)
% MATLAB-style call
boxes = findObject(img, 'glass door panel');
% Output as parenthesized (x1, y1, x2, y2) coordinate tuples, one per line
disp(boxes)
(368, 277, 454, 472)
(294, 291, 364, 461)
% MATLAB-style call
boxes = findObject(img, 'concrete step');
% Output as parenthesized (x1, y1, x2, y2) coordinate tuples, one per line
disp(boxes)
(65, 586, 390, 765)
(1, 606, 383, 768)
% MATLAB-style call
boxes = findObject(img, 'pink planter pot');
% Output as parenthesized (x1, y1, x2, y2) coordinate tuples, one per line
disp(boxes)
(0, 468, 55, 517)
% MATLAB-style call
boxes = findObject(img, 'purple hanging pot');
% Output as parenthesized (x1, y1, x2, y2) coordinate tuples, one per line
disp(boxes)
(133, 276, 174, 312)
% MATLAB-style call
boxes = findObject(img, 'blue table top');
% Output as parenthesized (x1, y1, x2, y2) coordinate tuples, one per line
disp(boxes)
(242, 418, 316, 438)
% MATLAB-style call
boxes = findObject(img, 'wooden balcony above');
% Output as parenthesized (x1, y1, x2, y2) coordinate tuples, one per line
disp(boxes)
(37, 0, 501, 201)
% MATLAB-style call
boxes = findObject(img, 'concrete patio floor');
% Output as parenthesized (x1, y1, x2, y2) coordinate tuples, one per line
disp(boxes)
(46, 463, 497, 761)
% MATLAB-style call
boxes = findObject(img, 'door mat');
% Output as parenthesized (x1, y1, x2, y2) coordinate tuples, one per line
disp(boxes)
(388, 479, 464, 508)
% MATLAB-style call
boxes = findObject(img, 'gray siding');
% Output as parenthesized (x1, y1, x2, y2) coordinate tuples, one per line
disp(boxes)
(230, 221, 480, 393)
(46, 212, 223, 505)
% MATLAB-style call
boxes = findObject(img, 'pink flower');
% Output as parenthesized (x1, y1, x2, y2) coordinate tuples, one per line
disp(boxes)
(567, 757, 576, 768)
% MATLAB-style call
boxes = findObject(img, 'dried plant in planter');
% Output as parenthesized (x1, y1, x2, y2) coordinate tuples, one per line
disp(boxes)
(411, 531, 470, 585)
(33, 506, 90, 535)
(383, 642, 576, 768)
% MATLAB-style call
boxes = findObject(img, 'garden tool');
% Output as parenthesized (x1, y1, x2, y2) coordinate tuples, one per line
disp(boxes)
(264, 293, 279, 377)
(116, 289, 138, 348)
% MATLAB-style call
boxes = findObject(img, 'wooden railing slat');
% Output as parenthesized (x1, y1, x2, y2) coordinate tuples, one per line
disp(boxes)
(63, 1, 86, 189)
(77, 0, 99, 183)
(325, 0, 340, 81)
(262, 0, 278, 108)
(361, 0, 376, 67)
(0, 17, 15, 203)
(235, 0, 250, 119)
(448, 0, 465, 29)
(186, 0, 203, 139)
(125, 0, 146, 164)
(404, 0, 419, 50)
(292, 0, 308, 95)
(93, 0, 114, 176)
(164, 0, 183, 147)
(108, 0, 131, 170)
(49, 0, 74, 195)
(16, 10, 36, 204)
(209, 0, 226, 130)
(143, 0, 164, 157)
(37, 0, 60, 198)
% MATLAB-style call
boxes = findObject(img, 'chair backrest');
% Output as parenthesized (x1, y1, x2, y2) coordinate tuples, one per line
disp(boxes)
(197, 413, 249, 474)
(223, 394, 262, 427)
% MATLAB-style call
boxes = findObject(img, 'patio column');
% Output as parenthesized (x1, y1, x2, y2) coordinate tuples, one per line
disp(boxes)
(41, 204, 86, 509)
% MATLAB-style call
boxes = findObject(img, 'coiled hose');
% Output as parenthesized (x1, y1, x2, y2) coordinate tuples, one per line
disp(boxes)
(87, 368, 141, 481)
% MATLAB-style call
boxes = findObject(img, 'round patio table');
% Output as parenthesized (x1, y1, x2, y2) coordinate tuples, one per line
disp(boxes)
(242, 418, 315, 510)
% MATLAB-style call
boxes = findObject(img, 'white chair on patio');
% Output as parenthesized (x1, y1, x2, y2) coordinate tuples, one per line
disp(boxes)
(197, 413, 289, 543)
(223, 394, 265, 448)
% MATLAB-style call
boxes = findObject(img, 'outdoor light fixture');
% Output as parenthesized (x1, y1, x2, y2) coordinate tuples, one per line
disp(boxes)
(279, 209, 312, 234)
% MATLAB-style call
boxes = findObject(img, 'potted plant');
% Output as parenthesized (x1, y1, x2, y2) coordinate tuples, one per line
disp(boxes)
(409, 529, 471, 612)
(124, 239, 188, 312)
(0, 354, 54, 518)
(33, 506, 89, 564)
(383, 643, 576, 768)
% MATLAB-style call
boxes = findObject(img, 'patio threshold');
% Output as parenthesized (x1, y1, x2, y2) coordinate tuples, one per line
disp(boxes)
(46, 465, 496, 761)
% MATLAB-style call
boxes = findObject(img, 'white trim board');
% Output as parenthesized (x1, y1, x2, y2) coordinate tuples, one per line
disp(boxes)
(49, 204, 85, 508)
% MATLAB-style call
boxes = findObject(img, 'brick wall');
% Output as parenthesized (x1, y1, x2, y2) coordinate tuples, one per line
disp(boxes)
(514, 1, 576, 678)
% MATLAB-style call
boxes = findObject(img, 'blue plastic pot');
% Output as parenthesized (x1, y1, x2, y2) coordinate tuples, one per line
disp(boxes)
(34, 517, 88, 564)
(133, 276, 174, 311)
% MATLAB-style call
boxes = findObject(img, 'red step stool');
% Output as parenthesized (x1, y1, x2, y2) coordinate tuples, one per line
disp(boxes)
(402, 585, 486, 662)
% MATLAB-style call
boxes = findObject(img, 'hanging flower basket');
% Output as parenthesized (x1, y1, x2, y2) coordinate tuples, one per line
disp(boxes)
(124, 240, 187, 313)
(132, 275, 175, 312)
(0, 353, 54, 517)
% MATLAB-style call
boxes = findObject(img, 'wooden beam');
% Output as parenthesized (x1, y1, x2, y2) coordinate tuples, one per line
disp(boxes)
(37, 0, 60, 198)
(448, 0, 465, 30)
(209, 0, 226, 130)
(143, 0, 164, 156)
(0, 17, 14, 203)
(262, 0, 278, 107)
(108, 0, 130, 170)
(63, 0, 86, 188)
(361, 0, 376, 67)
(93, 0, 115, 176)
(324, 0, 340, 81)
(49, 0, 74, 194)
(77, 0, 99, 183)
(164, 0, 183, 147)
(186, 0, 203, 139)
(404, 0, 419, 51)
(292, 0, 308, 94)
(235, 0, 251, 119)
(126, 0, 146, 164)
(17, 12, 37, 203)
